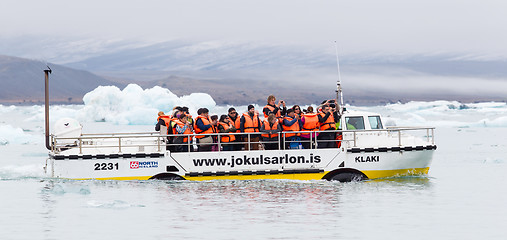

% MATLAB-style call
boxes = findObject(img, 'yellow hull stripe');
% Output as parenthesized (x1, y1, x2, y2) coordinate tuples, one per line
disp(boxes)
(362, 167, 430, 179)
(69, 167, 430, 181)
(184, 172, 328, 181)
(73, 176, 153, 180)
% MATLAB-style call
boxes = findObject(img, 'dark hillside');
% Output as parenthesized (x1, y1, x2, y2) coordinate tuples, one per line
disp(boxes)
(0, 55, 123, 104)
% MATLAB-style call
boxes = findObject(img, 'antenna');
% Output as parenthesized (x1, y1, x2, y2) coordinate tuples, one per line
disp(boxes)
(334, 41, 344, 114)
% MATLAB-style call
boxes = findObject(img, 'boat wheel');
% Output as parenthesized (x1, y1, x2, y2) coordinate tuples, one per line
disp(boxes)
(328, 172, 367, 182)
(149, 173, 186, 180)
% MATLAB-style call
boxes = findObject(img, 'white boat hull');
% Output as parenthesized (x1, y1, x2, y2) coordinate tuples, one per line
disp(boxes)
(45, 145, 435, 181)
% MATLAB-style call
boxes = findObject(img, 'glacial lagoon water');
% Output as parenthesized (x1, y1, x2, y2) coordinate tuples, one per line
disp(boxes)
(1, 102, 507, 239)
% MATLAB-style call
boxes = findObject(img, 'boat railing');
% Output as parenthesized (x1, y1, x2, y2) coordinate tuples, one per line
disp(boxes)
(384, 126, 435, 147)
(50, 127, 435, 154)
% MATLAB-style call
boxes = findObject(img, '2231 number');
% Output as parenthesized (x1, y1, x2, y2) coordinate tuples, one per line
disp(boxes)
(94, 162, 119, 171)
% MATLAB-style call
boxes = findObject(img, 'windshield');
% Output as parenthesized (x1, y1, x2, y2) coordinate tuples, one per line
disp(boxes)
(368, 116, 383, 129)
(345, 117, 365, 130)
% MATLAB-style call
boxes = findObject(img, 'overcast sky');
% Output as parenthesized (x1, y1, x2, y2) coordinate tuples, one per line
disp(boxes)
(2, 0, 506, 58)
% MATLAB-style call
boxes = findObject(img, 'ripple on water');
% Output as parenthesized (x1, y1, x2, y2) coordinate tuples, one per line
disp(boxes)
(86, 200, 146, 209)
(41, 183, 91, 195)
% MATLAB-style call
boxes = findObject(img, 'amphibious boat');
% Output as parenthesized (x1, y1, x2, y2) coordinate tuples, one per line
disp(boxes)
(42, 68, 436, 182)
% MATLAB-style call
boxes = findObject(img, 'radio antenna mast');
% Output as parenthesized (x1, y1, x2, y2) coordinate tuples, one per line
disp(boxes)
(334, 41, 344, 114)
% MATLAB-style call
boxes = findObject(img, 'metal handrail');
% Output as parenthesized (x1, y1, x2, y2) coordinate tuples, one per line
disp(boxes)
(81, 132, 160, 136)
(51, 127, 435, 154)
(55, 127, 435, 140)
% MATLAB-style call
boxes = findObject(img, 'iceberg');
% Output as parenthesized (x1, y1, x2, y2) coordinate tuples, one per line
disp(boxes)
(79, 84, 217, 125)
(0, 125, 34, 145)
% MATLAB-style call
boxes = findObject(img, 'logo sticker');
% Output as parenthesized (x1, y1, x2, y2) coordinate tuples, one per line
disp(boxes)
(130, 161, 139, 169)
(130, 161, 158, 169)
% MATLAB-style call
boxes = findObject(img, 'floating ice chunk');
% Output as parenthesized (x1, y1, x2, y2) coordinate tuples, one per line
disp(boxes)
(0, 104, 17, 114)
(473, 116, 507, 128)
(0, 125, 34, 145)
(0, 164, 45, 179)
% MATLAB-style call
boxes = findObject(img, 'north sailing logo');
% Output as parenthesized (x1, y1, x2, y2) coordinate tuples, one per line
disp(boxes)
(130, 161, 158, 169)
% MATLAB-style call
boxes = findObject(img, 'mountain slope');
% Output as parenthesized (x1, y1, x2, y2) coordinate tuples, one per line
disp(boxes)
(0, 55, 123, 104)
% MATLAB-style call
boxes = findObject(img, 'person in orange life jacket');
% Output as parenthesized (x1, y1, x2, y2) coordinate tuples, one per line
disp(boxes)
(180, 106, 196, 150)
(218, 115, 237, 151)
(181, 106, 194, 126)
(155, 111, 170, 132)
(292, 105, 303, 118)
(194, 108, 214, 152)
(166, 107, 183, 143)
(172, 106, 183, 118)
(263, 95, 287, 119)
(317, 104, 340, 148)
(301, 106, 320, 149)
(282, 108, 303, 149)
(240, 105, 262, 150)
(227, 107, 243, 151)
(167, 110, 185, 152)
(261, 113, 282, 150)
(173, 113, 193, 152)
(155, 111, 173, 150)
(209, 115, 220, 151)
(168, 105, 184, 132)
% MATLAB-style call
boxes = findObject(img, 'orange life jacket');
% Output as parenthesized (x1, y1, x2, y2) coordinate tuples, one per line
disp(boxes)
(211, 125, 218, 141)
(157, 115, 171, 124)
(174, 120, 194, 142)
(165, 115, 178, 128)
(218, 122, 236, 143)
(242, 113, 260, 133)
(319, 112, 336, 131)
(233, 116, 241, 133)
(194, 115, 214, 138)
(282, 116, 300, 137)
(261, 119, 279, 138)
(263, 104, 282, 119)
(302, 113, 319, 131)
(170, 115, 183, 134)
(336, 134, 342, 148)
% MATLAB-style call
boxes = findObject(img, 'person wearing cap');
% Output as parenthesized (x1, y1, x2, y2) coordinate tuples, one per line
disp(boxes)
(240, 105, 261, 150)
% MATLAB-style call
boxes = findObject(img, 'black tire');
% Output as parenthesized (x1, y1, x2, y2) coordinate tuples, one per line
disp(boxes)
(149, 173, 185, 180)
(160, 175, 185, 181)
(329, 172, 366, 182)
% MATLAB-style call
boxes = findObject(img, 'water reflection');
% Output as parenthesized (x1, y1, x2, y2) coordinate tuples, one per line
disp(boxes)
(33, 177, 436, 240)
(39, 180, 58, 239)
(365, 176, 433, 190)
